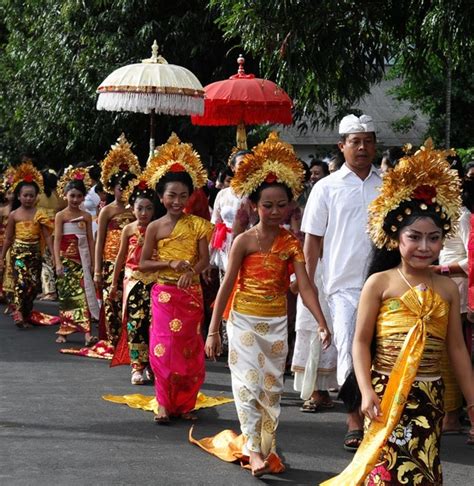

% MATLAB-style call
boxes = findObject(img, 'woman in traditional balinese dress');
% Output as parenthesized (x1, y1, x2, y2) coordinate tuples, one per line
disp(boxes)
(321, 140, 474, 486)
(0, 167, 15, 304)
(139, 133, 213, 423)
(0, 162, 54, 328)
(37, 168, 65, 301)
(94, 134, 139, 346)
(110, 177, 156, 385)
(54, 166, 99, 346)
(203, 133, 331, 477)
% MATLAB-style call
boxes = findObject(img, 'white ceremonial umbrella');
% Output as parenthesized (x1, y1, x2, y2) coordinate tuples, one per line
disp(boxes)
(96, 41, 204, 156)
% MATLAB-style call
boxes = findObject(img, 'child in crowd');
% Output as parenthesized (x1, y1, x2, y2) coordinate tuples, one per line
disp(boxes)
(139, 134, 213, 423)
(322, 140, 474, 485)
(0, 162, 53, 327)
(94, 134, 139, 346)
(110, 177, 156, 385)
(203, 133, 331, 477)
(54, 167, 99, 346)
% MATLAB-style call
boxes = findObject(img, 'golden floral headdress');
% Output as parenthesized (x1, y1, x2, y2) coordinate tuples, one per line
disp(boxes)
(231, 131, 304, 198)
(0, 166, 16, 195)
(368, 138, 461, 249)
(142, 132, 207, 190)
(57, 166, 93, 199)
(100, 133, 141, 195)
(122, 175, 155, 205)
(11, 161, 44, 193)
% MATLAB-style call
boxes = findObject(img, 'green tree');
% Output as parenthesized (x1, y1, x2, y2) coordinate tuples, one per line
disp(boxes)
(0, 0, 240, 169)
(211, 0, 474, 145)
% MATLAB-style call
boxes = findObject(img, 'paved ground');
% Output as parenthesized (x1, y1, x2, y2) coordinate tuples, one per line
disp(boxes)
(1, 300, 473, 485)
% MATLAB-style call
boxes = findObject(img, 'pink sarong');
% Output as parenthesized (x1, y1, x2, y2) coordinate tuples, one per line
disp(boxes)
(149, 283, 205, 416)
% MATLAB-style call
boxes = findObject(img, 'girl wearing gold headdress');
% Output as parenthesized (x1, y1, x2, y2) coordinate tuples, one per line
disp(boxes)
(321, 140, 474, 486)
(139, 133, 212, 423)
(0, 167, 15, 303)
(54, 167, 99, 346)
(109, 177, 156, 385)
(94, 135, 139, 346)
(200, 133, 330, 477)
(0, 162, 54, 327)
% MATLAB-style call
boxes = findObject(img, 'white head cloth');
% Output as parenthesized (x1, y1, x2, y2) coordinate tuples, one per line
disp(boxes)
(339, 114, 375, 134)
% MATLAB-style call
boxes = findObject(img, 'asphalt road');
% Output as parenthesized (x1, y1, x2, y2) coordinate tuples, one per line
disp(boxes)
(1, 300, 472, 485)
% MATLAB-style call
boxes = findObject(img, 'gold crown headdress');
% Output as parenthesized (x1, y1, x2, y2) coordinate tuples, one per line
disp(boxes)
(231, 131, 304, 198)
(11, 161, 44, 193)
(142, 133, 207, 191)
(57, 166, 93, 199)
(0, 166, 16, 194)
(368, 138, 461, 249)
(100, 133, 141, 195)
(122, 175, 156, 204)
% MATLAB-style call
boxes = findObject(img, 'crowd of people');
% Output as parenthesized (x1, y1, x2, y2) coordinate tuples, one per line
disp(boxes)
(0, 114, 473, 483)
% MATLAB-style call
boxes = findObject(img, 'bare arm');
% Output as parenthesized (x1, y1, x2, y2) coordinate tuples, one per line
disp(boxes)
(111, 224, 132, 288)
(94, 207, 109, 277)
(139, 221, 166, 272)
(85, 213, 95, 270)
(176, 236, 210, 289)
(232, 199, 251, 237)
(0, 213, 15, 265)
(352, 274, 384, 422)
(205, 235, 247, 359)
(53, 212, 64, 274)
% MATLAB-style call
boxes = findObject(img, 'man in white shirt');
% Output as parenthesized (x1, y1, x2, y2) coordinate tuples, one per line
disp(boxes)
(301, 114, 381, 451)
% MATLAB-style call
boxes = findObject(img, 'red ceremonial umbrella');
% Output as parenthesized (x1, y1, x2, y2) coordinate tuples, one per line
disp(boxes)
(191, 55, 293, 149)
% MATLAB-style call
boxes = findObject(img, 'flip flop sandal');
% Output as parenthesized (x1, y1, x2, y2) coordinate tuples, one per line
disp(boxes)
(300, 399, 320, 413)
(153, 414, 170, 424)
(84, 336, 99, 347)
(467, 432, 474, 446)
(252, 460, 271, 478)
(343, 429, 364, 452)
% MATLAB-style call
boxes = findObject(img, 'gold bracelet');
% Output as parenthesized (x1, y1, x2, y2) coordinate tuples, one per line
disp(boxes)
(207, 331, 219, 337)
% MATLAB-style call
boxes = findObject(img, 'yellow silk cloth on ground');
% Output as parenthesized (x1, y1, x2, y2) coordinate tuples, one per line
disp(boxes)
(321, 285, 448, 486)
(189, 427, 285, 473)
(102, 392, 233, 414)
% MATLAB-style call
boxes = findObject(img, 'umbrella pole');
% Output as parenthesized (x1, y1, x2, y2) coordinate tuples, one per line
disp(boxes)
(149, 109, 156, 159)
(236, 123, 247, 149)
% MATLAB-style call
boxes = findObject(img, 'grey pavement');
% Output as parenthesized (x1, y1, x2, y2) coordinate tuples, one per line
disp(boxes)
(1, 300, 473, 485)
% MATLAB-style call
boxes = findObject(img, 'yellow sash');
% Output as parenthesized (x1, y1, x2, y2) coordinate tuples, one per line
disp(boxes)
(321, 285, 447, 486)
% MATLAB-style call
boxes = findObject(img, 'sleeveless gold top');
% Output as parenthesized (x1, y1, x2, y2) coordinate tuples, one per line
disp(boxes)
(15, 209, 53, 243)
(103, 210, 135, 262)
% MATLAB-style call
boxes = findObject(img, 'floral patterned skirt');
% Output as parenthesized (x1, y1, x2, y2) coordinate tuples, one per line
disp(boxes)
(365, 371, 444, 486)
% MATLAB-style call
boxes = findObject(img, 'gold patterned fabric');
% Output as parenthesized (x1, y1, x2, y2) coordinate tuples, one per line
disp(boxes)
(232, 228, 304, 317)
(103, 211, 135, 262)
(153, 214, 213, 285)
(15, 208, 53, 246)
(321, 285, 449, 486)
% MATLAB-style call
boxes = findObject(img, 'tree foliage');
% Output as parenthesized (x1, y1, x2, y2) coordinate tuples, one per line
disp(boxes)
(0, 0, 242, 168)
(211, 0, 474, 145)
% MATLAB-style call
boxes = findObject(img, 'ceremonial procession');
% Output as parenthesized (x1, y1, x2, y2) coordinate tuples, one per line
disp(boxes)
(1, 2, 473, 485)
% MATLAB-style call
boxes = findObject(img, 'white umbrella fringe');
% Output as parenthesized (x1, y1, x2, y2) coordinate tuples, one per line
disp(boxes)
(97, 92, 204, 116)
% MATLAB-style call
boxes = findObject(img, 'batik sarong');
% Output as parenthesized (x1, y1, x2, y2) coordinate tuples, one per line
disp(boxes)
(11, 240, 42, 319)
(228, 309, 288, 457)
(362, 371, 444, 486)
(57, 221, 99, 336)
(149, 283, 205, 416)
(102, 260, 124, 346)
(41, 249, 56, 296)
(120, 272, 152, 371)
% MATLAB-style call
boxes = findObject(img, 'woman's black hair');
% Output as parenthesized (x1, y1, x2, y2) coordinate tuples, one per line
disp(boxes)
(155, 171, 194, 197)
(366, 206, 445, 278)
(12, 181, 39, 210)
(248, 181, 293, 204)
(64, 179, 87, 196)
(310, 159, 330, 176)
(217, 167, 233, 184)
(110, 172, 136, 192)
(88, 164, 101, 183)
(132, 192, 158, 221)
(41, 169, 58, 198)
(229, 150, 252, 169)
(153, 171, 194, 218)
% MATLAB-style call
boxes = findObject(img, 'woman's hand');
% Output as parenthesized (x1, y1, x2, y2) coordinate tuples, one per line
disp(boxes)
(170, 260, 191, 273)
(177, 271, 194, 289)
(205, 334, 222, 360)
(55, 264, 64, 277)
(318, 326, 331, 349)
(361, 388, 382, 423)
(94, 273, 103, 292)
